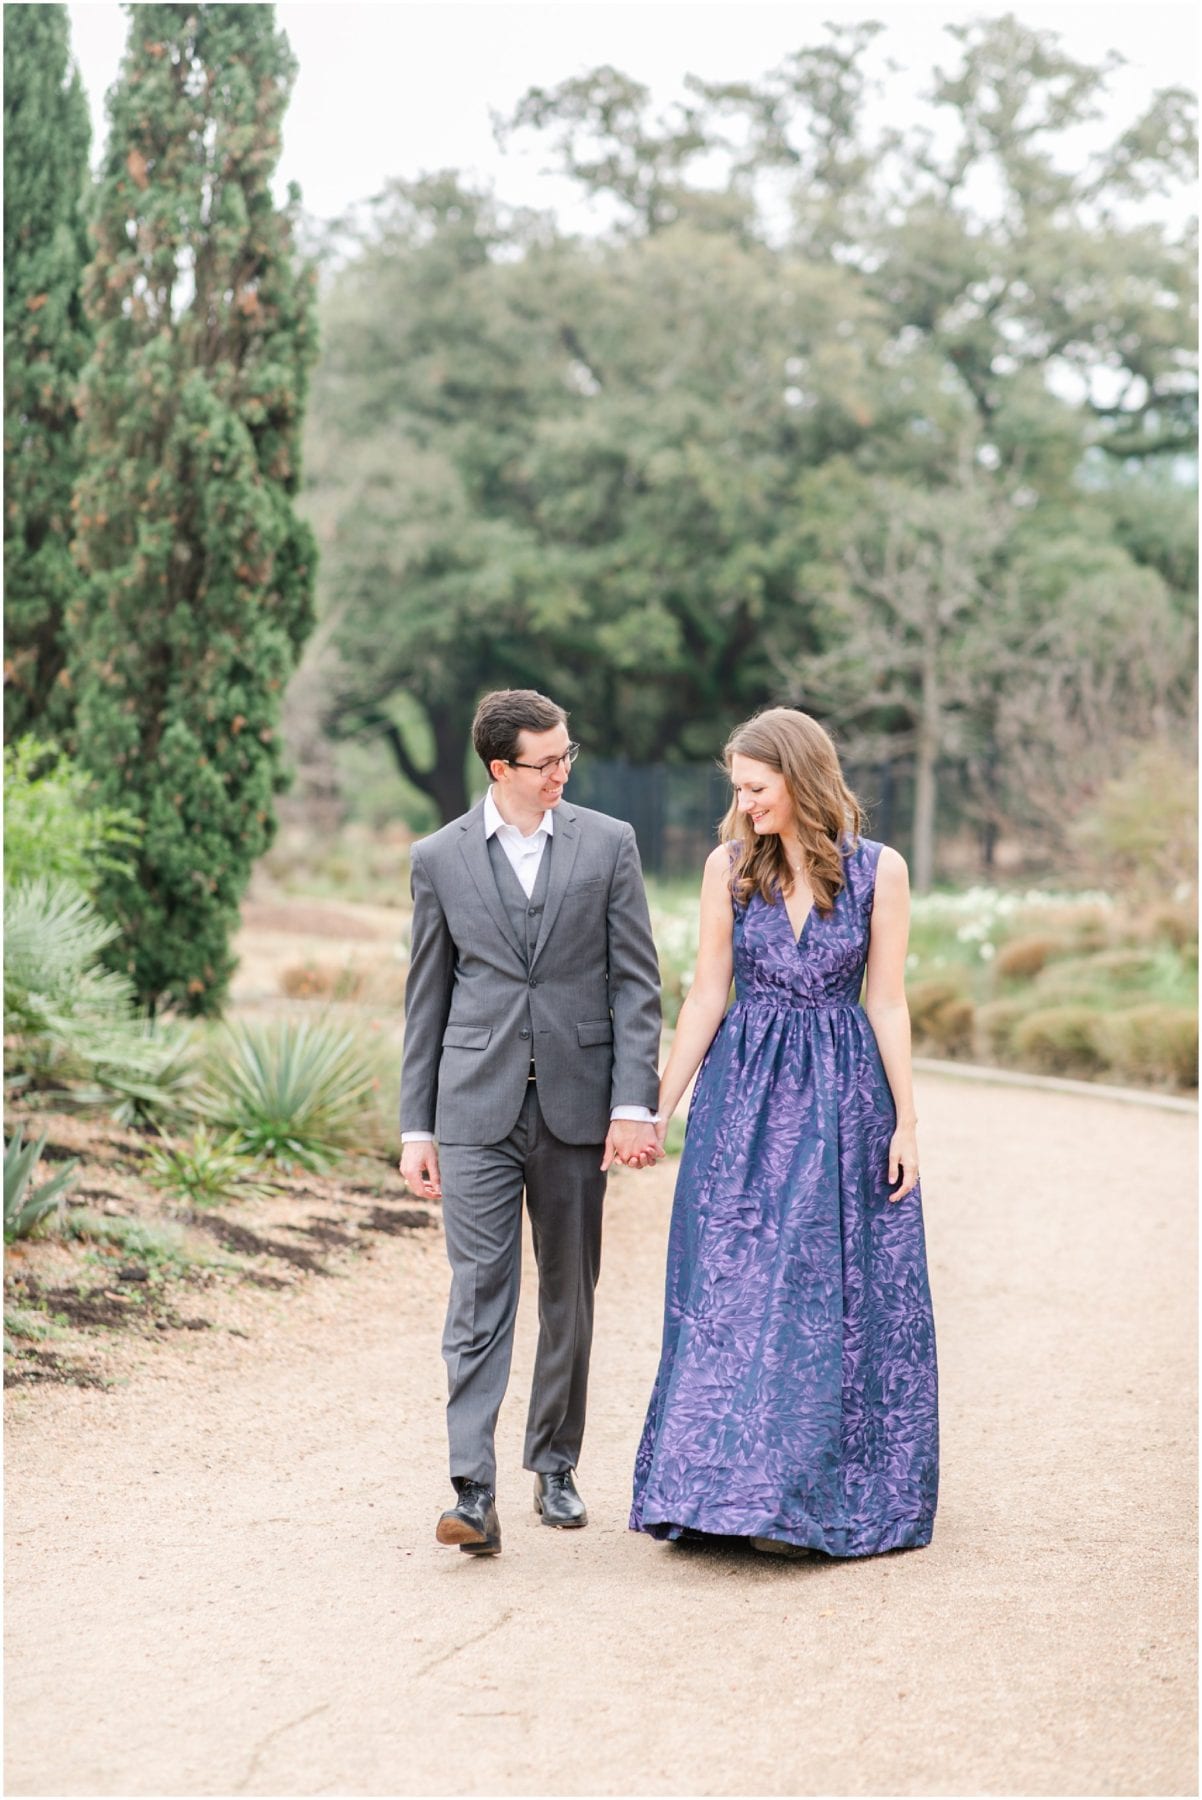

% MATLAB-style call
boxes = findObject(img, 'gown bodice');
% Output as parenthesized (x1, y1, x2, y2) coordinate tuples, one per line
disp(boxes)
(731, 836, 883, 1012)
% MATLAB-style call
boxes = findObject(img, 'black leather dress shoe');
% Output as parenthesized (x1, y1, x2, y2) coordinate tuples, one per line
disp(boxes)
(436, 1481, 501, 1555)
(533, 1470, 588, 1529)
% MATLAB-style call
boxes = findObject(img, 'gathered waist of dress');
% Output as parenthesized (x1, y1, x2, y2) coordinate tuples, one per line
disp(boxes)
(732, 993, 864, 1015)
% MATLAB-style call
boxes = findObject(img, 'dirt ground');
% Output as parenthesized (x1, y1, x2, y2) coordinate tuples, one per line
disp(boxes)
(5, 1072, 1197, 1798)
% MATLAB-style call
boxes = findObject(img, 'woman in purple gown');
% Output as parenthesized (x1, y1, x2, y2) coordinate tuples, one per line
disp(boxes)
(631, 708, 938, 1558)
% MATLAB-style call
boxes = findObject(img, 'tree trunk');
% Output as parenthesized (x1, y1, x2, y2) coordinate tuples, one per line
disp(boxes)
(378, 702, 470, 825)
(912, 628, 939, 893)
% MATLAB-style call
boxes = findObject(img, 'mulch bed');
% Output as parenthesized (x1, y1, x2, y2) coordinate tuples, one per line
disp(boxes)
(4, 1112, 439, 1393)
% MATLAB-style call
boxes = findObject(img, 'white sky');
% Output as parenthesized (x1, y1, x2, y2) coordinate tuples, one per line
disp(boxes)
(65, 0, 1198, 231)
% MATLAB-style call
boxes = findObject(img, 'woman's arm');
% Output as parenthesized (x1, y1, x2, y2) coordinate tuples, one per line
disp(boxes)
(863, 846, 921, 1202)
(656, 845, 736, 1130)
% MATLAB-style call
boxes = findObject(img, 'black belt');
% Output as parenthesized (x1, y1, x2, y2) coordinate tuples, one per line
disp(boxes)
(527, 1061, 537, 1082)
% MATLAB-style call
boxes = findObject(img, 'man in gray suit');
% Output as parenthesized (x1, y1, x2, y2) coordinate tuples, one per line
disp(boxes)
(399, 689, 663, 1557)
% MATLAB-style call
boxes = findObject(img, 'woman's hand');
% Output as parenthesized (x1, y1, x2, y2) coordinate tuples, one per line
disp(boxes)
(887, 1123, 920, 1202)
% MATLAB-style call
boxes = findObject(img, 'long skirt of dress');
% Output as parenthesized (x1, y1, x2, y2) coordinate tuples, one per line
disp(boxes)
(630, 999, 939, 1557)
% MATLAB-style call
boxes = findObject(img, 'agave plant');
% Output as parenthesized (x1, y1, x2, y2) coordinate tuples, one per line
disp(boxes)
(197, 1018, 379, 1171)
(144, 1126, 277, 1209)
(4, 878, 195, 1122)
(4, 1127, 79, 1242)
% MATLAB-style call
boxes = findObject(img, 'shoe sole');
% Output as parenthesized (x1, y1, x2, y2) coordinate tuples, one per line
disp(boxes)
(436, 1514, 501, 1555)
(749, 1536, 812, 1559)
(533, 1497, 588, 1529)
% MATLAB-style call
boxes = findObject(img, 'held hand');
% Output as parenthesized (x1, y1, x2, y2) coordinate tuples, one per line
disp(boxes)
(887, 1125, 920, 1203)
(601, 1120, 665, 1173)
(654, 1113, 670, 1154)
(399, 1140, 443, 1201)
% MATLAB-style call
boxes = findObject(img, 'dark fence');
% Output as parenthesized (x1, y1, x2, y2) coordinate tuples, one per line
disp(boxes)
(570, 758, 903, 878)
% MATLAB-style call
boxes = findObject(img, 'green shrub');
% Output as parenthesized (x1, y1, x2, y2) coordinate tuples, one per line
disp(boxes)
(1061, 908, 1113, 953)
(197, 1018, 380, 1171)
(1095, 1006, 1198, 1089)
(4, 1127, 79, 1241)
(3, 737, 140, 893)
(1011, 1007, 1108, 1077)
(1072, 742, 1197, 894)
(62, 1209, 196, 1271)
(928, 997, 975, 1057)
(4, 1305, 69, 1345)
(1143, 902, 1198, 955)
(905, 978, 974, 1057)
(4, 878, 196, 1122)
(1032, 947, 1194, 1010)
(994, 935, 1067, 980)
(144, 1127, 277, 1209)
(974, 999, 1028, 1059)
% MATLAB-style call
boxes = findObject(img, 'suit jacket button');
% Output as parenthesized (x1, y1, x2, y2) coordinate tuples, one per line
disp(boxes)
(528, 977, 538, 987)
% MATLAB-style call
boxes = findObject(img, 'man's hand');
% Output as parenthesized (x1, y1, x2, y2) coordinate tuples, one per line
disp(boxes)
(601, 1120, 664, 1173)
(400, 1140, 443, 1200)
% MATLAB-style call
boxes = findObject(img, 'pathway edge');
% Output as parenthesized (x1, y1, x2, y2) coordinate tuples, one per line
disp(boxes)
(912, 1056, 1198, 1114)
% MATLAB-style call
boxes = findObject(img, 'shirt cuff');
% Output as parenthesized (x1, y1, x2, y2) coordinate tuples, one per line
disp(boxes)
(400, 1131, 435, 1143)
(610, 1106, 656, 1123)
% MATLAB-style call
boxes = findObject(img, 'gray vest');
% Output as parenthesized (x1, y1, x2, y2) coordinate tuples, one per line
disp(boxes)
(486, 828, 553, 965)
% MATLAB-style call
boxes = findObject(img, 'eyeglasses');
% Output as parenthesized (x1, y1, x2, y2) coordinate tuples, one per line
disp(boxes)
(507, 742, 581, 775)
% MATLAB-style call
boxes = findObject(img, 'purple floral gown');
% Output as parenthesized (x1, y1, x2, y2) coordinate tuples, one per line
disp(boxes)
(630, 837, 938, 1557)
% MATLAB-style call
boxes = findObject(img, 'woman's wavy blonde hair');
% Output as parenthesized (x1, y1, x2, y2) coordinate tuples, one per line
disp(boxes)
(720, 707, 863, 915)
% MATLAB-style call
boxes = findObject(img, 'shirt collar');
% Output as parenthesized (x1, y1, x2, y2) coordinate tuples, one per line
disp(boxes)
(484, 786, 555, 843)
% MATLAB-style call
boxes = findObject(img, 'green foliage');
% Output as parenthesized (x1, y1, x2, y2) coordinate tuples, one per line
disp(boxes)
(905, 978, 976, 1057)
(68, 3, 317, 1014)
(3, 3, 92, 739)
(994, 936, 1067, 980)
(973, 999, 1028, 1060)
(4, 1126, 79, 1241)
(1095, 1006, 1198, 1089)
(62, 1208, 195, 1272)
(3, 737, 140, 892)
(1032, 947, 1195, 1010)
(309, 19, 1195, 866)
(144, 1127, 275, 1209)
(1073, 743, 1198, 895)
(4, 877, 196, 1119)
(1011, 1007, 1110, 1077)
(4, 1305, 69, 1345)
(197, 1018, 379, 1170)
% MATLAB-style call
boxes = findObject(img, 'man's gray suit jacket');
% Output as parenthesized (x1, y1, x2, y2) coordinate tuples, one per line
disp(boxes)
(400, 798, 662, 1147)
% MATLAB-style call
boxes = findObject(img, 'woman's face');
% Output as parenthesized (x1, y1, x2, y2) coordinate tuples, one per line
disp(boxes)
(730, 754, 796, 838)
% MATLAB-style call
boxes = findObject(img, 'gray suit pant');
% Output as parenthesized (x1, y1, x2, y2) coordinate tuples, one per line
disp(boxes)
(438, 1084, 606, 1492)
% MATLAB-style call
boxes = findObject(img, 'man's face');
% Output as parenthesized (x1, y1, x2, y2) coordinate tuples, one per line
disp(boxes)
(499, 724, 572, 809)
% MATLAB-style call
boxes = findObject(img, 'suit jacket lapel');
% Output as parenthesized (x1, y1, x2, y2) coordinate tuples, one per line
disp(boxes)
(457, 804, 526, 964)
(531, 804, 580, 969)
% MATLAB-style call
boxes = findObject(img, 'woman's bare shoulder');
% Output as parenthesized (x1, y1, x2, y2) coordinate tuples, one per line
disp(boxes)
(873, 844, 910, 904)
(876, 843, 908, 878)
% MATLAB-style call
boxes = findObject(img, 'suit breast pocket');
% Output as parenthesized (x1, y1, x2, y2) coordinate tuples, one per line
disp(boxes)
(564, 876, 607, 900)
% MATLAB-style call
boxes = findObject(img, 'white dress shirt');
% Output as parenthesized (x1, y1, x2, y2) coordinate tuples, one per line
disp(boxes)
(483, 785, 554, 895)
(400, 789, 655, 1141)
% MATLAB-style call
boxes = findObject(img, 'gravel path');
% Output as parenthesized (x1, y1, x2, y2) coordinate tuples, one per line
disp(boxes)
(5, 1073, 1196, 1797)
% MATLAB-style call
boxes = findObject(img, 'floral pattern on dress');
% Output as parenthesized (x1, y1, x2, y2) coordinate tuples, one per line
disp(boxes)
(630, 837, 939, 1557)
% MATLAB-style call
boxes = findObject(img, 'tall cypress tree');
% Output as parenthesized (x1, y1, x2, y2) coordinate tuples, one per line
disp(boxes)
(70, 3, 317, 1014)
(3, 3, 92, 739)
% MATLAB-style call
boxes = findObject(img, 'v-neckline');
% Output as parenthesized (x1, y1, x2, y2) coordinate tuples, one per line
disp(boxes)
(778, 886, 814, 949)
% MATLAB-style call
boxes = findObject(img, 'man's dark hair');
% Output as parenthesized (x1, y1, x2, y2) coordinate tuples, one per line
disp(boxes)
(472, 689, 569, 772)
